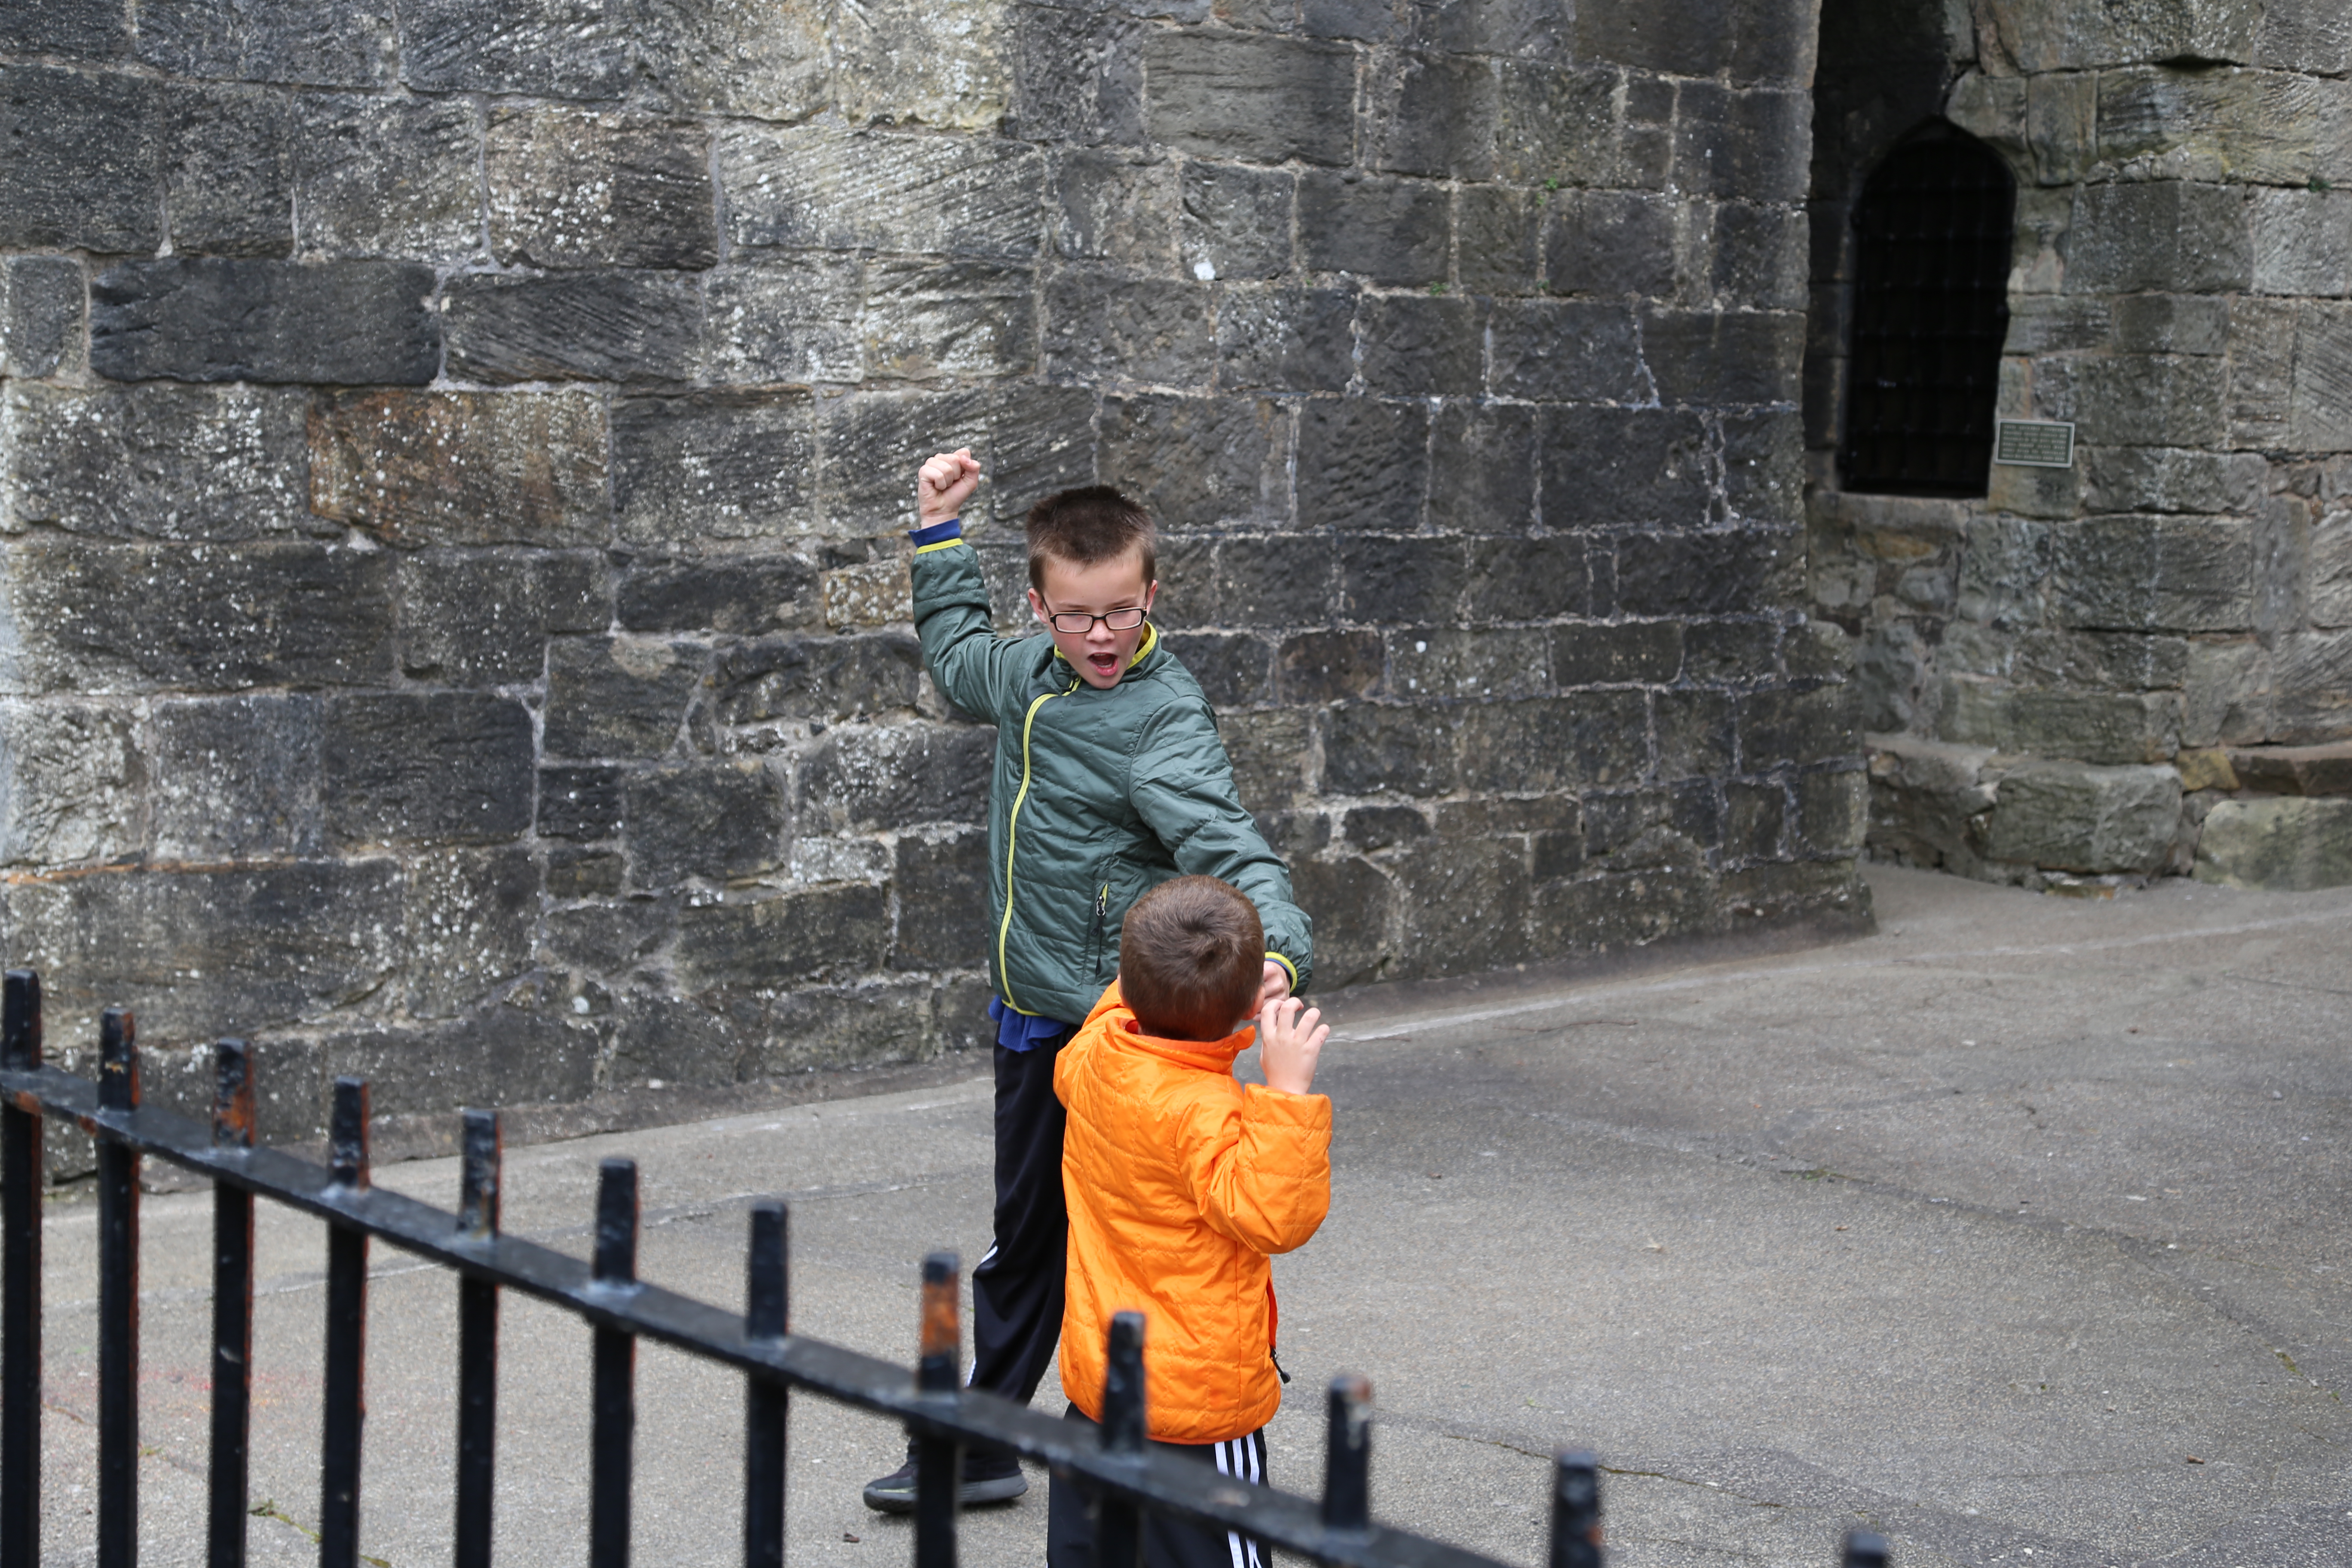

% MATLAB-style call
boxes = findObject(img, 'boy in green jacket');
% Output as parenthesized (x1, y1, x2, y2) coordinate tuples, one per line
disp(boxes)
(861, 448, 1314, 1513)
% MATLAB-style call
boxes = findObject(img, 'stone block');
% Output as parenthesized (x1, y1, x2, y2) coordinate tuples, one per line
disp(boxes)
(0, 703, 138, 866)
(2109, 294, 2230, 356)
(2257, 0, 2352, 73)
(1288, 855, 1393, 990)
(1389, 628, 1547, 699)
(323, 693, 534, 846)
(1430, 404, 1536, 533)
(801, 722, 993, 832)
(1366, 51, 1496, 181)
(2, 540, 394, 692)
(1979, 759, 2180, 874)
(1494, 64, 1632, 188)
(311, 390, 608, 547)
(2194, 797, 2352, 891)
(1669, 85, 1809, 204)
(486, 109, 716, 270)
(831, 0, 1012, 130)
(2291, 303, 2352, 453)
(638, 0, 827, 121)
(2270, 629, 2352, 743)
(1642, 307, 1804, 408)
(293, 94, 480, 260)
(1216, 285, 1356, 393)
(1179, 163, 1292, 282)
(548, 845, 621, 897)
(397, 551, 572, 684)
(2314, 512, 2352, 628)
(322, 1011, 594, 1117)
(1162, 631, 1274, 708)
(625, 759, 787, 888)
(1739, 683, 1857, 771)
(1338, 537, 1467, 624)
(2249, 188, 2352, 297)
(539, 765, 622, 841)
(1320, 702, 1455, 796)
(1863, 733, 1995, 868)
(2082, 445, 2265, 515)
(1489, 300, 1643, 402)
(1464, 691, 1648, 792)
(544, 636, 704, 760)
(1143, 33, 1356, 166)
(1463, 536, 1583, 620)
(1942, 682, 2181, 766)
(612, 391, 817, 546)
(722, 121, 1044, 260)
(2225, 296, 2297, 449)
(147, 694, 322, 860)
(1617, 529, 1794, 617)
(0, 0, 126, 56)
(1406, 0, 1569, 57)
(674, 885, 891, 989)
(2, 860, 400, 1044)
(1302, 0, 1396, 41)
(864, 260, 1038, 381)
(1976, 0, 2260, 71)
(1222, 708, 1311, 813)
(1703, 201, 1808, 312)
(1055, 150, 1177, 267)
(0, 259, 82, 381)
(1538, 407, 1707, 527)
(0, 67, 162, 252)
(1043, 269, 1213, 386)
(447, 271, 704, 385)
(164, 83, 294, 257)
(91, 258, 437, 385)
(403, 847, 536, 1017)
(2098, 67, 2319, 187)
(1385, 833, 1530, 972)
(2181, 639, 2270, 746)
(984, 385, 1101, 526)
(2174, 746, 2237, 792)
(821, 560, 914, 633)
(2226, 741, 2352, 797)
(1545, 190, 1675, 299)
(714, 633, 924, 722)
(1297, 172, 1450, 286)
(1009, 5, 1145, 147)
(1297, 401, 1430, 532)
(3, 383, 309, 541)
(1101, 395, 1286, 528)
(1652, 689, 1731, 778)
(2064, 182, 2251, 295)
(893, 828, 992, 970)
(1458, 185, 1540, 296)
(1276, 630, 1384, 704)
(2009, 629, 2188, 692)
(620, 554, 820, 639)
(546, 897, 671, 974)
(1552, 622, 1680, 687)
(1531, 863, 1714, 954)
(1214, 535, 1338, 626)
(813, 389, 989, 533)
(2052, 516, 2254, 633)
(137, 0, 395, 84)
(2037, 353, 2226, 448)
(399, 0, 632, 98)
(1341, 804, 1427, 851)
(704, 258, 863, 384)
(1357, 295, 1484, 396)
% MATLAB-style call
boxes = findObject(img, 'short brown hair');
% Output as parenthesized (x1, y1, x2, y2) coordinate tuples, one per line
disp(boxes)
(1026, 485, 1156, 595)
(1119, 876, 1264, 1043)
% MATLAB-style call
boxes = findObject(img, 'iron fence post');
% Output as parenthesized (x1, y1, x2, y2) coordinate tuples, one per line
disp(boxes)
(455, 1109, 502, 1568)
(1841, 1529, 1889, 1568)
(1547, 1451, 1602, 1568)
(1093, 1311, 1148, 1568)
(320, 1078, 371, 1568)
(590, 1159, 639, 1568)
(1323, 1375, 1372, 1536)
(208, 1041, 257, 1568)
(97, 1008, 140, 1568)
(913, 1251, 962, 1568)
(1, 970, 43, 1568)
(742, 1203, 788, 1568)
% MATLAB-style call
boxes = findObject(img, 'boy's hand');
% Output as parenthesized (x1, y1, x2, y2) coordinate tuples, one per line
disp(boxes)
(1258, 959, 1291, 1009)
(918, 448, 982, 526)
(1257, 996, 1327, 1097)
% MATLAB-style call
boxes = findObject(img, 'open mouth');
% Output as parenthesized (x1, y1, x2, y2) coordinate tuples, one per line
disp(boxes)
(1087, 652, 1120, 678)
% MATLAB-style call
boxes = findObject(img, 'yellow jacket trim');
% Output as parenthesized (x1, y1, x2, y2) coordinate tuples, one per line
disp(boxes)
(1265, 951, 1298, 990)
(995, 674, 1081, 1011)
(915, 538, 967, 555)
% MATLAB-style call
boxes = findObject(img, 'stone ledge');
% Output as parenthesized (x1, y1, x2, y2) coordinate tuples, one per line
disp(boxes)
(2194, 796, 2352, 892)
(2223, 741, 2352, 797)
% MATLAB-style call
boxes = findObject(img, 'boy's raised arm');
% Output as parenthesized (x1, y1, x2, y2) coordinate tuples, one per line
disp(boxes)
(907, 448, 1020, 722)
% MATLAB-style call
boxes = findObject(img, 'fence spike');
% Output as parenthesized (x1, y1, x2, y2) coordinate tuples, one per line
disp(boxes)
(743, 1204, 789, 1568)
(96, 1009, 140, 1568)
(1322, 1374, 1373, 1534)
(1548, 1450, 1603, 1568)
(0, 971, 42, 1568)
(913, 1251, 962, 1568)
(208, 1041, 257, 1568)
(454, 1110, 502, 1568)
(1841, 1529, 1890, 1568)
(321, 1079, 371, 1568)
(589, 1160, 639, 1568)
(1093, 1312, 1149, 1568)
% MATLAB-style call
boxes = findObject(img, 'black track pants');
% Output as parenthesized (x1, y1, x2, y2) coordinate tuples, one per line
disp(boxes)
(968, 1032, 1074, 1409)
(1047, 1406, 1270, 1568)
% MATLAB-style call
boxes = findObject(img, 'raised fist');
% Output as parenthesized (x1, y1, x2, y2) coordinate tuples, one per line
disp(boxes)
(919, 448, 982, 526)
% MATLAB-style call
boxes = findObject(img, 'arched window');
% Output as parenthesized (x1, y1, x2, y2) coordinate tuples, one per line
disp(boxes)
(1840, 124, 2015, 496)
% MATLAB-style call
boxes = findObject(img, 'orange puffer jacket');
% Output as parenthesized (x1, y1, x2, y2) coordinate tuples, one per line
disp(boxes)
(1055, 983, 1332, 1445)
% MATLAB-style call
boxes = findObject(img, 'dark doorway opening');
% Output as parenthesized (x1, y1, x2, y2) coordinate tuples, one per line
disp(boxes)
(1838, 124, 2015, 497)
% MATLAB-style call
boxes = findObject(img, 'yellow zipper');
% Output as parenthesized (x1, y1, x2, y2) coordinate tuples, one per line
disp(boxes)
(995, 676, 1080, 1011)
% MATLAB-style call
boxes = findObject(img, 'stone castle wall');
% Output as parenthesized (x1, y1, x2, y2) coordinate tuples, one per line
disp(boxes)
(1804, 0, 2352, 893)
(0, 0, 1864, 1153)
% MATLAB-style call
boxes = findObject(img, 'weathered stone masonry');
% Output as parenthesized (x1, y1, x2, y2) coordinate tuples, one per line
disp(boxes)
(0, 0, 1865, 1157)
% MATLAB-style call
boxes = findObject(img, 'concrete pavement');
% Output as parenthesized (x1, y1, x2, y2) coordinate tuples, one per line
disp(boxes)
(28, 865, 2352, 1568)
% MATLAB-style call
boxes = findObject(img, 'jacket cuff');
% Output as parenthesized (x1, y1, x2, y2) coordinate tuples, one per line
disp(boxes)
(909, 518, 964, 549)
(1265, 951, 1299, 992)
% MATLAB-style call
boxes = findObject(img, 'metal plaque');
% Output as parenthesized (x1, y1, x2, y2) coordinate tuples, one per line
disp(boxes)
(1992, 418, 2075, 469)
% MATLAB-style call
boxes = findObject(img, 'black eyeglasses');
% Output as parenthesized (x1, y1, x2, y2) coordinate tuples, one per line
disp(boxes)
(1044, 606, 1148, 634)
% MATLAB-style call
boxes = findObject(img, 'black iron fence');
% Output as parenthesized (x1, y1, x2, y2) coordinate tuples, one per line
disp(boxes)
(0, 969, 1893, 1568)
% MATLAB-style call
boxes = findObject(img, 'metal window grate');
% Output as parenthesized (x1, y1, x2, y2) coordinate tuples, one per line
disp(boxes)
(1840, 127, 2016, 497)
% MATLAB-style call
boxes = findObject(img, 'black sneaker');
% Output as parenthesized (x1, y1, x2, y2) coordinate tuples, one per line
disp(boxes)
(861, 1448, 1029, 1513)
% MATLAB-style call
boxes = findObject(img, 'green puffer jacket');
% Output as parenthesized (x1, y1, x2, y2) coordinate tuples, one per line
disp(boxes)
(910, 530, 1312, 1027)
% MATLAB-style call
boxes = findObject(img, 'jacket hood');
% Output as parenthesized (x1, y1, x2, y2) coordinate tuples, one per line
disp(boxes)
(1081, 982, 1254, 1075)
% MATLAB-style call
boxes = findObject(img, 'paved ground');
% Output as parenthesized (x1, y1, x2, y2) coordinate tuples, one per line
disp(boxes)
(28, 866, 2352, 1568)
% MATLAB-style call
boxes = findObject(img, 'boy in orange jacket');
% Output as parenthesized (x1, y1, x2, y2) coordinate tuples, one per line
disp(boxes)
(1050, 875, 1333, 1568)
